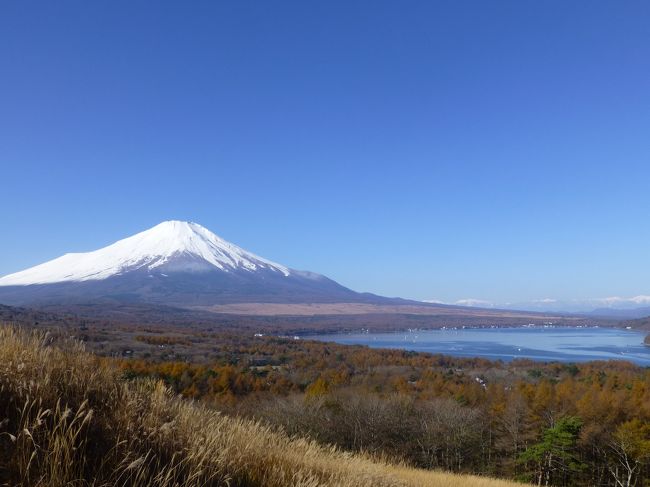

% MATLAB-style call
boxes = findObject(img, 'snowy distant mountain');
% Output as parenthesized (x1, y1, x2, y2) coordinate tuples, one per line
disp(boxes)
(0, 221, 290, 285)
(0, 221, 378, 306)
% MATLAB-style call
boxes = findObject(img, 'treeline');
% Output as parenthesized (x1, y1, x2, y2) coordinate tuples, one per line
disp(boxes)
(118, 336, 650, 486)
(249, 379, 650, 486)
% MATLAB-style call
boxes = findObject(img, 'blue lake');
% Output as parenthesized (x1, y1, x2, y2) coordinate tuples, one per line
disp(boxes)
(308, 327, 650, 365)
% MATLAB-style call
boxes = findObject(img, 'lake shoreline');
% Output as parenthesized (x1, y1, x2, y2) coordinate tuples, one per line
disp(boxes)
(304, 326, 650, 366)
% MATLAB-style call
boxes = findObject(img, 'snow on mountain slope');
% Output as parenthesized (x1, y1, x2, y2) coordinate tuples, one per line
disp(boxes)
(0, 221, 290, 286)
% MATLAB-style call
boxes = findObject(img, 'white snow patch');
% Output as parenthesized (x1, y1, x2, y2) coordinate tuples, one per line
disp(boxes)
(0, 221, 290, 286)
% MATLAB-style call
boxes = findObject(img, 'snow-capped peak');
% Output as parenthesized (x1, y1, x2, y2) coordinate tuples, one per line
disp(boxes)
(0, 220, 290, 286)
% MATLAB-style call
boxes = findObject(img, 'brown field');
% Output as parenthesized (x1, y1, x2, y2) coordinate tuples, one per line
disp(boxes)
(1, 301, 616, 337)
(196, 301, 578, 319)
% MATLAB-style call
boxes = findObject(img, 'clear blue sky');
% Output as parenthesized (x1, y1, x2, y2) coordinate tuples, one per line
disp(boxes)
(2, 1, 650, 306)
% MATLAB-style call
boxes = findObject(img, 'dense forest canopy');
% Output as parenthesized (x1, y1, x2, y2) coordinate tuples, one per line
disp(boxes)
(117, 331, 650, 486)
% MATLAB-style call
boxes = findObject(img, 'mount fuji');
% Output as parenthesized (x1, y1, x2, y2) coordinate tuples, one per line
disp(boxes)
(0, 221, 384, 307)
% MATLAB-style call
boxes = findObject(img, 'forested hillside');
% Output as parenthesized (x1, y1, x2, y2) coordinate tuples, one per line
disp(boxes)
(2, 311, 649, 486)
(118, 330, 650, 486)
(0, 325, 519, 487)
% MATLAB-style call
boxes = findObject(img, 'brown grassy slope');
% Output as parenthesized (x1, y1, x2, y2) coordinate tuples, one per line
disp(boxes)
(0, 325, 521, 487)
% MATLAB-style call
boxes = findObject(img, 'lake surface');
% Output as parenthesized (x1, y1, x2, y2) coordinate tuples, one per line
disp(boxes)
(308, 327, 650, 365)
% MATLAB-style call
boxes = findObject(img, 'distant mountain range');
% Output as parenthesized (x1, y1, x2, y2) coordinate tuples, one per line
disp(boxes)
(586, 307, 650, 319)
(429, 298, 650, 320)
(0, 221, 639, 329)
(0, 221, 393, 307)
(503, 301, 650, 320)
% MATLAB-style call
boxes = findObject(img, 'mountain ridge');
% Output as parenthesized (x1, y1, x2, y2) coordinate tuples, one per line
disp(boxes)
(0, 221, 625, 330)
(0, 221, 395, 307)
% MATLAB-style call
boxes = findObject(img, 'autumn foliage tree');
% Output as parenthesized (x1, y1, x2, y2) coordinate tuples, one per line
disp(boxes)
(608, 419, 650, 487)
